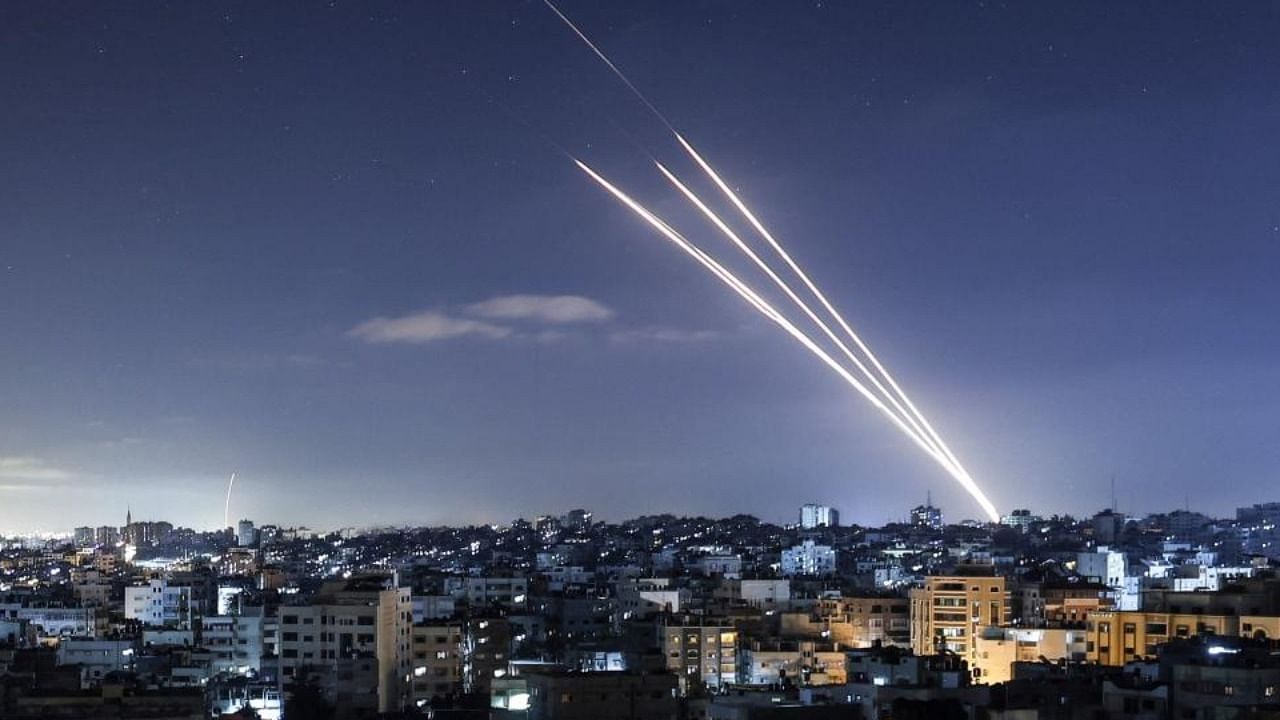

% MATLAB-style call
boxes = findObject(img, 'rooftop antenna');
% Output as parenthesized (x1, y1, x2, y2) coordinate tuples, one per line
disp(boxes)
(1110, 475, 1117, 513)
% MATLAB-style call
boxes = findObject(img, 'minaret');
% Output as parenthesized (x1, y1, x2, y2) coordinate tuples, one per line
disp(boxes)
(126, 506, 132, 527)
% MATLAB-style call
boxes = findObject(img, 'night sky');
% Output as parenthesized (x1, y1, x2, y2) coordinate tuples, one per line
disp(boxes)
(3, 2, 1279, 533)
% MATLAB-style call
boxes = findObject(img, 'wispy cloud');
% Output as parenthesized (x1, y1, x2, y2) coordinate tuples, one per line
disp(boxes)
(610, 327, 724, 344)
(349, 293, 724, 348)
(463, 295, 614, 324)
(349, 294, 612, 346)
(0, 456, 74, 482)
(348, 310, 512, 345)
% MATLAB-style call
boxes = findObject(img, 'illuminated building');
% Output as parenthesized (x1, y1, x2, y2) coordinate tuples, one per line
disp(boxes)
(909, 573, 1009, 667)
(779, 596, 910, 648)
(799, 504, 839, 529)
(660, 621, 737, 690)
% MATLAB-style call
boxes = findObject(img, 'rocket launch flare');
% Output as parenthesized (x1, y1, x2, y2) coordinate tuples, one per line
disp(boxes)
(548, 1, 1002, 522)
(575, 160, 1000, 521)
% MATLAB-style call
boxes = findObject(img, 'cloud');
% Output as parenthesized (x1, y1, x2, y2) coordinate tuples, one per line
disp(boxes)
(463, 295, 614, 324)
(610, 327, 724, 344)
(348, 310, 511, 345)
(0, 456, 73, 482)
(348, 294, 723, 348)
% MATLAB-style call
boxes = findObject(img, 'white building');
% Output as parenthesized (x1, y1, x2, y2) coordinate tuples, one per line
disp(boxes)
(800, 504, 839, 529)
(124, 579, 194, 629)
(0, 605, 96, 638)
(694, 555, 743, 579)
(202, 608, 265, 677)
(781, 541, 837, 577)
(734, 579, 791, 610)
(616, 579, 688, 619)
(1000, 509, 1041, 531)
(57, 639, 135, 686)
(1077, 549, 1127, 588)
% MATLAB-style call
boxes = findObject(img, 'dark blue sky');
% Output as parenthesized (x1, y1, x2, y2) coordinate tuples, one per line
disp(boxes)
(2, 1, 1278, 532)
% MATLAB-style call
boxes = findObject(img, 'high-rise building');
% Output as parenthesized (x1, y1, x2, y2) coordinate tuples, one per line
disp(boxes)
(660, 621, 737, 690)
(73, 527, 96, 547)
(411, 623, 463, 706)
(911, 500, 943, 530)
(236, 519, 258, 547)
(799, 503, 839, 529)
(1091, 509, 1126, 544)
(94, 525, 120, 546)
(910, 573, 1009, 669)
(277, 573, 413, 716)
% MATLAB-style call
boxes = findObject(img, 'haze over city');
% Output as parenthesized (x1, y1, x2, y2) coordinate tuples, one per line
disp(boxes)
(4, 1, 1279, 533)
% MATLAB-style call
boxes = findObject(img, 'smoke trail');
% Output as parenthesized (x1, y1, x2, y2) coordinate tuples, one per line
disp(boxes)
(542, 0, 677, 134)
(224, 472, 236, 530)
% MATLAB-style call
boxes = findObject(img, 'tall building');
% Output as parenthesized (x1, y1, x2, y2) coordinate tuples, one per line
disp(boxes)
(277, 573, 413, 716)
(236, 519, 258, 548)
(1091, 509, 1126, 545)
(73, 527, 96, 547)
(661, 621, 737, 690)
(411, 623, 463, 706)
(910, 573, 1009, 670)
(202, 607, 265, 676)
(94, 525, 120, 546)
(799, 504, 839, 529)
(124, 579, 194, 629)
(911, 495, 943, 529)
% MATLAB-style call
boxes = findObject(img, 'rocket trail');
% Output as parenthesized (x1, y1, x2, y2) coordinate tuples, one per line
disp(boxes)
(673, 134, 987, 511)
(574, 160, 998, 513)
(653, 160, 949, 466)
(224, 472, 237, 530)
(546, 2, 1002, 521)
(542, 0, 676, 133)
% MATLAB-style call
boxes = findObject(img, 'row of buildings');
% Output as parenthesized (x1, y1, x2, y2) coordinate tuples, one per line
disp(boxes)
(0, 501, 1279, 718)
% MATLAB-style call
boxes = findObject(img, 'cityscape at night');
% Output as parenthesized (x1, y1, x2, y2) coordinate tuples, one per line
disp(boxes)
(4, 1, 1280, 718)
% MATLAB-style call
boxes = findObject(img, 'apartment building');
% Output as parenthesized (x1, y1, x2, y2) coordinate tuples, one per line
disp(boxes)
(661, 622, 737, 690)
(277, 574, 413, 716)
(909, 573, 1009, 668)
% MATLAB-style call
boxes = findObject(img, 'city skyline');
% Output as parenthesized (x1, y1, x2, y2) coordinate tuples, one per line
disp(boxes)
(4, 1, 1280, 532)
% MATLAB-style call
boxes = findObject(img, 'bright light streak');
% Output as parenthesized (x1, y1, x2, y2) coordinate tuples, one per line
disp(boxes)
(223, 472, 236, 530)
(542, 1, 678, 133)
(544, 0, 1001, 522)
(653, 160, 948, 466)
(674, 134, 999, 522)
(574, 160, 987, 505)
